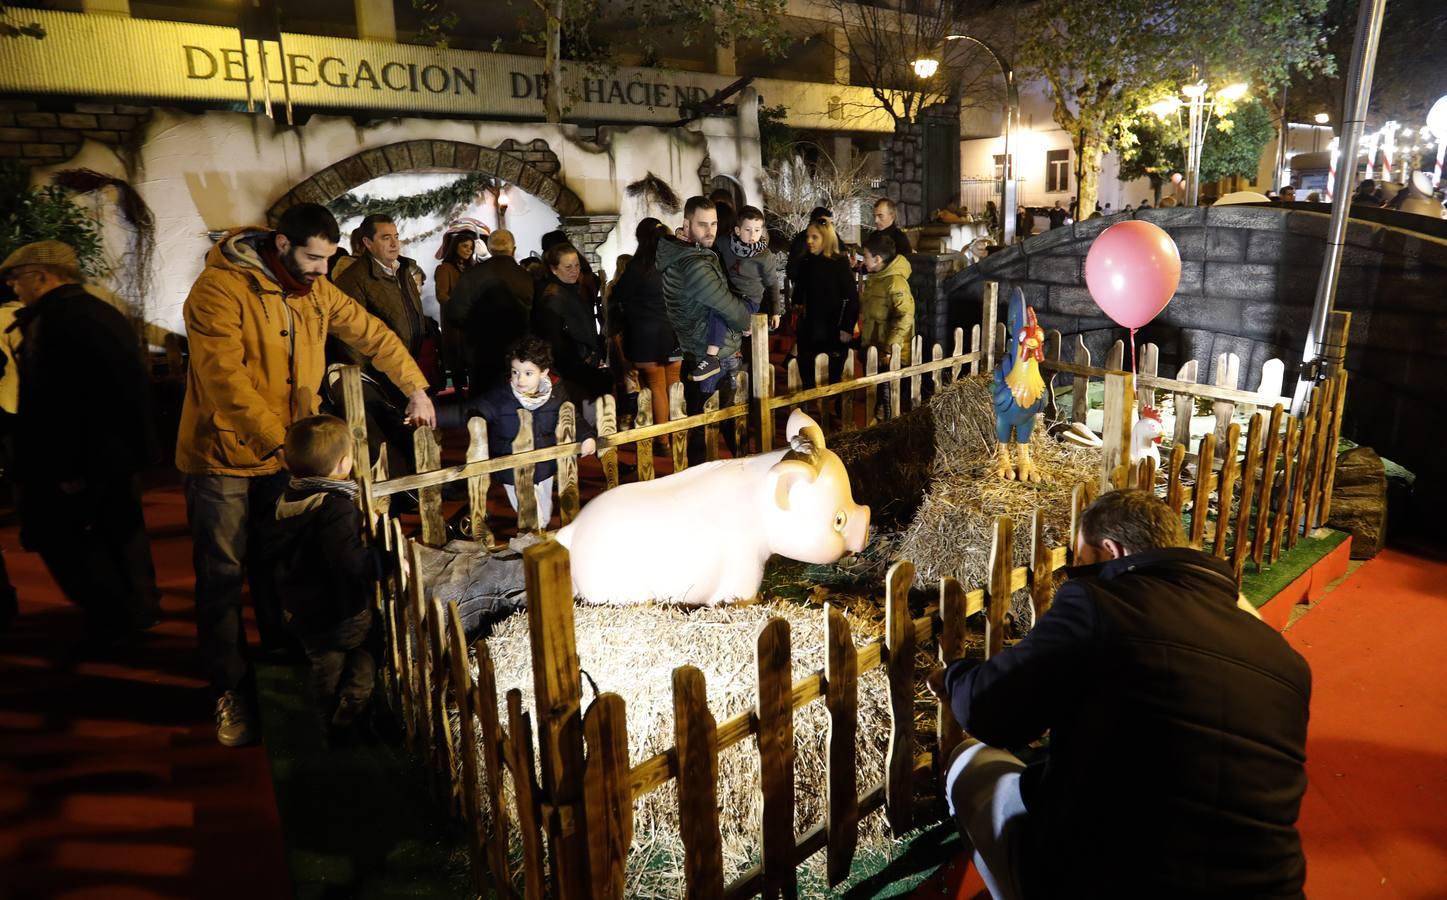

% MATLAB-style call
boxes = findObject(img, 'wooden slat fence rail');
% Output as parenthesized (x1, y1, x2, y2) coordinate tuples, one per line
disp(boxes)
(334, 290, 1353, 897)
(1042, 310, 1351, 583)
(362, 511, 1076, 900)
(347, 289, 991, 542)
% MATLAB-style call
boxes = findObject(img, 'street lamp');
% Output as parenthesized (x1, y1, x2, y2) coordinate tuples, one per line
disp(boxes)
(912, 57, 939, 79)
(942, 33, 1020, 244)
(1147, 77, 1250, 205)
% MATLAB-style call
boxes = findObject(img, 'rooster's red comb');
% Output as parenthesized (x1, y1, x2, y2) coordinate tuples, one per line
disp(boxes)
(1140, 406, 1162, 423)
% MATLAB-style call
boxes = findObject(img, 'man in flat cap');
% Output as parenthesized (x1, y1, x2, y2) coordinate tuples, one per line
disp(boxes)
(1, 240, 161, 648)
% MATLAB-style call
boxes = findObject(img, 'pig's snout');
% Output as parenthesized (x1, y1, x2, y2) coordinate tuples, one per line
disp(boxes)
(845, 505, 870, 553)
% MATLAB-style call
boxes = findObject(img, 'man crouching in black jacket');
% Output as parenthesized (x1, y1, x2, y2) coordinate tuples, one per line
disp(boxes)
(261, 415, 388, 741)
(927, 489, 1311, 900)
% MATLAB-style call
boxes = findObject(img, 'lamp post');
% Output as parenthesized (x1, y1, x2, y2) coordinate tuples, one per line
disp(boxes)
(913, 33, 1020, 244)
(1147, 78, 1249, 206)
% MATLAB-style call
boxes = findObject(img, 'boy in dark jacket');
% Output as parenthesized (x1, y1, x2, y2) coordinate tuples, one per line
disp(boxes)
(474, 337, 596, 530)
(264, 415, 385, 738)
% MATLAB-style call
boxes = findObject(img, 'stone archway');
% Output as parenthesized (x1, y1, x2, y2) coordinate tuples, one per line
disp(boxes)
(265, 138, 617, 265)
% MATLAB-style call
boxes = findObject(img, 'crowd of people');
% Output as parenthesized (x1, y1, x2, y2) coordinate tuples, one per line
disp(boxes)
(0, 188, 1318, 896)
(0, 190, 925, 747)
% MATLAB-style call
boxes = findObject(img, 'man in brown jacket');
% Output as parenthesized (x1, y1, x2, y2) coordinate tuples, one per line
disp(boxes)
(330, 213, 431, 471)
(177, 202, 434, 747)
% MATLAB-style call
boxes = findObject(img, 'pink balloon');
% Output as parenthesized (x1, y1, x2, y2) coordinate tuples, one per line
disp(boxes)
(1083, 220, 1181, 330)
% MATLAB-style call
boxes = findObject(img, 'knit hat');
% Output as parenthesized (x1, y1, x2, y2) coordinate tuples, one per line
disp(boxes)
(0, 240, 80, 277)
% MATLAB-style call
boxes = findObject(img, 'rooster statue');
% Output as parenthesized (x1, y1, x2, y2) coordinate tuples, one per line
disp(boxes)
(1131, 406, 1165, 470)
(993, 287, 1048, 482)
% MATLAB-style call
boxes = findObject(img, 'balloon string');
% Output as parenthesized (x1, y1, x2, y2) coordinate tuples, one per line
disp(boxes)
(1129, 328, 1139, 382)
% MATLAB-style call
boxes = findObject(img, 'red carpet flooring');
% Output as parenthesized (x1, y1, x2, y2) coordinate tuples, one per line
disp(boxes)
(1286, 548, 1447, 899)
(2, 480, 1444, 899)
(915, 545, 1447, 900)
(0, 485, 292, 900)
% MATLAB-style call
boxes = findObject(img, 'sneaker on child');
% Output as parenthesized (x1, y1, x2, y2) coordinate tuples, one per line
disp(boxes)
(689, 355, 721, 382)
(215, 690, 257, 747)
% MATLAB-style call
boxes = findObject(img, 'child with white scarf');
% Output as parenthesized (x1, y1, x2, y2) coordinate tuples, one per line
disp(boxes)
(474, 336, 596, 530)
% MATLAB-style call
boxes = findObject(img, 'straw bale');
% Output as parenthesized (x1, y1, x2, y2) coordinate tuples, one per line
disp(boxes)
(460, 596, 920, 896)
(890, 376, 1099, 632)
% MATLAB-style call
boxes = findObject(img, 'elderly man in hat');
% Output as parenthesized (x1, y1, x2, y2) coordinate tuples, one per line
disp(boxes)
(1, 240, 161, 647)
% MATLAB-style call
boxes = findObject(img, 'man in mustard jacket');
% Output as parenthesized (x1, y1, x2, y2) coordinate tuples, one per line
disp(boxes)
(177, 203, 434, 747)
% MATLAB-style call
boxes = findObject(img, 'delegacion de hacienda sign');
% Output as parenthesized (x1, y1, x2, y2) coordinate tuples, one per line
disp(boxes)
(179, 44, 713, 111)
(0, 9, 726, 121)
(0, 9, 896, 131)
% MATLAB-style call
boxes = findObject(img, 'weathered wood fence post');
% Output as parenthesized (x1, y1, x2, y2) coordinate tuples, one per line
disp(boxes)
(750, 312, 774, 453)
(523, 541, 591, 898)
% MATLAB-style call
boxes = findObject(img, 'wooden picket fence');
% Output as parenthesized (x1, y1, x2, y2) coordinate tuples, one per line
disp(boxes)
(346, 298, 1002, 543)
(366, 486, 1091, 899)
(1033, 308, 1351, 582)
(337, 281, 1350, 897)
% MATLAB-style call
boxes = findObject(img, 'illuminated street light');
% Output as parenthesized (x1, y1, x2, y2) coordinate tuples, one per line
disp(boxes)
(1216, 82, 1249, 102)
(1148, 97, 1183, 118)
(912, 57, 939, 79)
(1144, 74, 1250, 205)
(1316, 112, 1332, 124)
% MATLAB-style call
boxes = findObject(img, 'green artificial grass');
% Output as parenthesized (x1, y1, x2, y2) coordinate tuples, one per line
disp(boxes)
(255, 663, 476, 900)
(1239, 528, 1349, 609)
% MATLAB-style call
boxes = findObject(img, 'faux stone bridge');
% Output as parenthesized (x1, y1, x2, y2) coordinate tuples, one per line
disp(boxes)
(937, 204, 1447, 511)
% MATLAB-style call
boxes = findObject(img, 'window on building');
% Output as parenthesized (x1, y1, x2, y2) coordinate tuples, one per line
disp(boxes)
(1046, 149, 1071, 193)
(992, 154, 1015, 183)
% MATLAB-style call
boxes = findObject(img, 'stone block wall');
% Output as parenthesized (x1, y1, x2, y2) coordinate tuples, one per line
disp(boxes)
(0, 98, 151, 167)
(561, 215, 621, 272)
(943, 204, 1447, 510)
(882, 124, 924, 228)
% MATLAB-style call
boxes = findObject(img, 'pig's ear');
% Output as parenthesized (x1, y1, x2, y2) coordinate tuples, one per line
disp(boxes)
(769, 458, 819, 511)
(785, 409, 827, 450)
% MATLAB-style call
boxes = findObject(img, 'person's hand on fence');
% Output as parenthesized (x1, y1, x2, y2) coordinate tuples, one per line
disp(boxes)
(580, 437, 597, 457)
(404, 389, 437, 428)
(770, 315, 781, 330)
(926, 667, 948, 700)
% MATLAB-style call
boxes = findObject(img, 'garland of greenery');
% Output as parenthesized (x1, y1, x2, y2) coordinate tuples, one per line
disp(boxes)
(328, 172, 492, 223)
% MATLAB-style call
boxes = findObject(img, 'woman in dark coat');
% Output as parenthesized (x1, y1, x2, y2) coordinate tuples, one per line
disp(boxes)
(790, 219, 859, 389)
(532, 242, 611, 417)
(433, 227, 478, 391)
(609, 218, 679, 431)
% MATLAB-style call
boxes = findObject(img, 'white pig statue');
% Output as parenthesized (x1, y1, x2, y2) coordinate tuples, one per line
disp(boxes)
(555, 410, 870, 606)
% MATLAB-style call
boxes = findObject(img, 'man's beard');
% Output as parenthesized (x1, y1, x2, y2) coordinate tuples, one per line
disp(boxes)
(282, 249, 319, 284)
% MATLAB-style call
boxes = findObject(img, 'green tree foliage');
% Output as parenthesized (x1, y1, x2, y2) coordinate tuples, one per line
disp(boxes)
(1015, 0, 1333, 215)
(0, 164, 104, 276)
(1119, 99, 1276, 195)
(409, 0, 460, 48)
